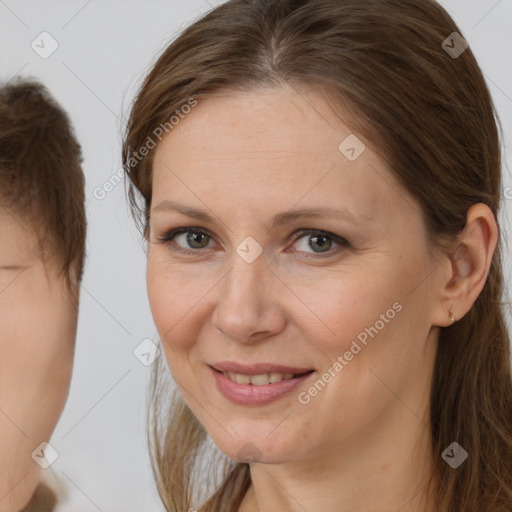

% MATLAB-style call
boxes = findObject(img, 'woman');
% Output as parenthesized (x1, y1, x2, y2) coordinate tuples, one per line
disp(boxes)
(123, 0, 512, 510)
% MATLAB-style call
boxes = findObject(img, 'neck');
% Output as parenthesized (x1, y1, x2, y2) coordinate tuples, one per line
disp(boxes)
(238, 402, 439, 512)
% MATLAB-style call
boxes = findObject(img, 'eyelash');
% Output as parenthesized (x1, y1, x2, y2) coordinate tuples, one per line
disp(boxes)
(154, 227, 350, 257)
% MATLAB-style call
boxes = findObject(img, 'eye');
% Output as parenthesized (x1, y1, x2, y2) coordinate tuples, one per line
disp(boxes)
(154, 227, 350, 257)
(155, 227, 214, 254)
(289, 229, 350, 255)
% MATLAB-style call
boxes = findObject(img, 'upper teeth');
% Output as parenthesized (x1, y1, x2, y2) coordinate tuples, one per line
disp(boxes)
(226, 372, 295, 385)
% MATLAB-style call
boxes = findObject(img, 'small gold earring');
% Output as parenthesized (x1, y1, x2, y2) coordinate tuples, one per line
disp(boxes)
(449, 308, 456, 324)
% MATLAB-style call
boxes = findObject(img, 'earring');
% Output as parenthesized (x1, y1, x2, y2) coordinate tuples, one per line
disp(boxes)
(449, 308, 456, 324)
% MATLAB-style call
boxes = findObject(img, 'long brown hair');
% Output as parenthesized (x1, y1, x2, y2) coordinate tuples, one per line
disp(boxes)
(123, 1, 512, 510)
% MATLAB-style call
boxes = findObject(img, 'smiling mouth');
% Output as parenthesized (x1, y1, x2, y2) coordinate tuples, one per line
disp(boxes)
(209, 365, 316, 406)
(210, 367, 315, 386)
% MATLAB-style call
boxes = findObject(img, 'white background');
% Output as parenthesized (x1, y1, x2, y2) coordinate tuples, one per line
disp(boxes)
(0, 1, 511, 511)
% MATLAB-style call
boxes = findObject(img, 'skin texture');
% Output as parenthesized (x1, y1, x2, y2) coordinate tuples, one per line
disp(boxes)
(146, 85, 497, 512)
(0, 211, 77, 511)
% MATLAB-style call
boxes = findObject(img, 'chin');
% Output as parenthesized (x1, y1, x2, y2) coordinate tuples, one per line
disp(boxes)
(207, 426, 301, 465)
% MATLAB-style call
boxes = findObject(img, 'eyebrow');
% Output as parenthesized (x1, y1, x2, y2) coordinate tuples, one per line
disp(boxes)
(151, 200, 373, 229)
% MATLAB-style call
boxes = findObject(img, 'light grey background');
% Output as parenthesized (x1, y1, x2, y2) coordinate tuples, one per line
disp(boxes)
(0, 1, 511, 511)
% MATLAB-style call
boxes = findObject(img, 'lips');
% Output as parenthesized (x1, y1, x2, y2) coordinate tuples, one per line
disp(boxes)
(209, 362, 316, 405)
(210, 361, 314, 375)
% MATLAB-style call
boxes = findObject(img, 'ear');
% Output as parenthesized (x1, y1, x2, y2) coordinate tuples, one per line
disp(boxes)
(432, 203, 499, 327)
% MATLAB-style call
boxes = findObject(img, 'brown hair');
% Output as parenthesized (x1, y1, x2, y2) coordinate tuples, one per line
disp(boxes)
(123, 0, 512, 510)
(19, 482, 58, 512)
(0, 79, 87, 292)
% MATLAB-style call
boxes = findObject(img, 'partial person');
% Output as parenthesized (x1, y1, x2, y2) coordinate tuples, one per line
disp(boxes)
(0, 80, 86, 512)
(123, 1, 512, 510)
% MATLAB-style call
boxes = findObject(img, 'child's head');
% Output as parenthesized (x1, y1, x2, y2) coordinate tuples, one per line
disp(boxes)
(0, 79, 86, 511)
(0, 80, 86, 292)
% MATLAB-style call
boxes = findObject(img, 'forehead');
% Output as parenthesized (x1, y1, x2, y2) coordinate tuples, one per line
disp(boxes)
(0, 210, 72, 304)
(0, 209, 51, 265)
(156, 86, 353, 161)
(151, 86, 417, 228)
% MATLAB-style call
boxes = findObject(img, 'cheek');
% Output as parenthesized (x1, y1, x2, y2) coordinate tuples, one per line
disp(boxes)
(290, 268, 403, 357)
(0, 290, 76, 436)
(147, 261, 204, 354)
(297, 269, 429, 420)
(27, 286, 77, 359)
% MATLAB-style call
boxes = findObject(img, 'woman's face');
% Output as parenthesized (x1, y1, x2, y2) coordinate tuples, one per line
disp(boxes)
(147, 85, 444, 464)
(0, 212, 77, 511)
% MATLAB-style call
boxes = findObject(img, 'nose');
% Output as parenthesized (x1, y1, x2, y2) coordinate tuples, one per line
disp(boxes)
(212, 250, 286, 344)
